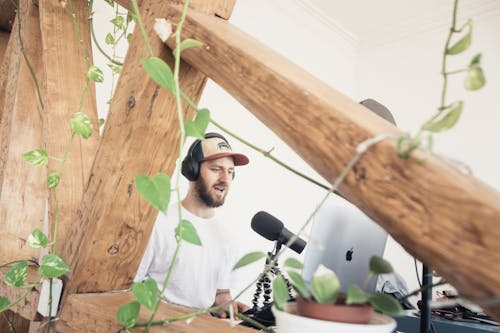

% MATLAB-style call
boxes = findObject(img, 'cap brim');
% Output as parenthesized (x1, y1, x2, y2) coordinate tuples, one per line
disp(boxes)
(203, 152, 249, 166)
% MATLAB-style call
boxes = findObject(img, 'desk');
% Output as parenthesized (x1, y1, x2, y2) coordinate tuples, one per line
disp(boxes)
(396, 312, 500, 333)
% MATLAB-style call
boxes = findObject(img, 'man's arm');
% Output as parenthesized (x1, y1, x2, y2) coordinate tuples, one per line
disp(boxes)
(212, 289, 249, 318)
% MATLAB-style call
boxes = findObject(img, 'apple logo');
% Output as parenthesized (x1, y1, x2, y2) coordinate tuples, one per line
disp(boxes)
(345, 247, 354, 262)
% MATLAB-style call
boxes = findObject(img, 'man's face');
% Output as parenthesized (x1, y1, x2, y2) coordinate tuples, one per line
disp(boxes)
(195, 157, 235, 208)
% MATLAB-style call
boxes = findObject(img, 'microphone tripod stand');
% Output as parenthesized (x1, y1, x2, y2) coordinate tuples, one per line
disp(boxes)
(251, 240, 292, 312)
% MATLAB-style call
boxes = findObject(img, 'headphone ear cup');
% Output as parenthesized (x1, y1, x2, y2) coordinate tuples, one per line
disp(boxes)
(181, 157, 199, 181)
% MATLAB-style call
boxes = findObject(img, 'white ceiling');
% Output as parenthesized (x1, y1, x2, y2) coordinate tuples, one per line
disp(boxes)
(300, 0, 500, 46)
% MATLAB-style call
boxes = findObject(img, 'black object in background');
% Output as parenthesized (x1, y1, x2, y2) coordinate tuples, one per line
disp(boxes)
(251, 211, 306, 254)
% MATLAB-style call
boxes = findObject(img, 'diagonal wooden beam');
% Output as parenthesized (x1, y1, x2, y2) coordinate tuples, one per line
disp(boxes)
(0, 0, 46, 263)
(60, 0, 234, 294)
(57, 291, 256, 332)
(39, 0, 100, 255)
(114, 0, 235, 20)
(155, 5, 500, 320)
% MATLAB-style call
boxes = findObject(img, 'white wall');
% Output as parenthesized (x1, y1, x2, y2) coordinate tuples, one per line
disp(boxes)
(355, 8, 500, 294)
(92, 0, 500, 305)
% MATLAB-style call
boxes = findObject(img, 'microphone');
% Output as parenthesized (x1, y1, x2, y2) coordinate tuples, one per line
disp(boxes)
(251, 211, 306, 254)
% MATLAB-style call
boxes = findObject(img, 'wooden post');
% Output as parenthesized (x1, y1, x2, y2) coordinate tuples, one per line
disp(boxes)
(0, 31, 9, 61)
(155, 5, 500, 320)
(0, 0, 46, 262)
(60, 0, 234, 294)
(56, 292, 255, 332)
(38, 0, 100, 255)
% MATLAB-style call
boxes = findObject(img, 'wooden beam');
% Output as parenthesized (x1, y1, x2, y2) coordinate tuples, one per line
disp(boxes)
(60, 0, 235, 294)
(114, 0, 236, 20)
(0, 0, 46, 263)
(0, 310, 30, 333)
(157, 5, 500, 320)
(0, 266, 41, 320)
(38, 0, 100, 255)
(0, 31, 9, 61)
(56, 291, 256, 332)
(0, 0, 16, 32)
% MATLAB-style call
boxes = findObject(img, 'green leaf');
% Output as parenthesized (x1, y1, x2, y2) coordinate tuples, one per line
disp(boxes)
(369, 256, 394, 275)
(135, 173, 171, 214)
(28, 228, 49, 248)
(232, 251, 266, 270)
(447, 21, 472, 55)
(175, 219, 202, 246)
(311, 268, 340, 304)
(141, 57, 175, 93)
(173, 38, 203, 57)
(346, 284, 369, 305)
(283, 258, 303, 270)
(469, 53, 482, 66)
(103, 0, 114, 7)
(127, 33, 133, 43)
(87, 66, 104, 83)
(287, 270, 308, 299)
(69, 112, 93, 139)
(110, 15, 125, 30)
(39, 254, 70, 278)
(116, 301, 140, 329)
(98, 118, 105, 127)
(465, 66, 486, 91)
(132, 279, 158, 312)
(425, 101, 463, 133)
(47, 172, 60, 189)
(0, 297, 10, 312)
(368, 293, 403, 317)
(22, 149, 48, 167)
(272, 275, 289, 310)
(126, 11, 135, 24)
(107, 63, 122, 74)
(184, 109, 210, 139)
(5, 260, 28, 287)
(105, 32, 115, 45)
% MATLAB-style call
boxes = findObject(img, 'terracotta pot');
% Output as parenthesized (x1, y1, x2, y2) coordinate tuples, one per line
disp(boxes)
(272, 303, 397, 333)
(296, 296, 374, 324)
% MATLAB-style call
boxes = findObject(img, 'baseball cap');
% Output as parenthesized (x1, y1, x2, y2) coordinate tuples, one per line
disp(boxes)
(198, 134, 249, 166)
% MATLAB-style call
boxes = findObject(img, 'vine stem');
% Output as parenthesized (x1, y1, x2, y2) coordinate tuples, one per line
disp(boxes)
(66, 0, 92, 68)
(16, 0, 44, 110)
(130, 0, 154, 57)
(88, 0, 123, 66)
(142, 0, 191, 331)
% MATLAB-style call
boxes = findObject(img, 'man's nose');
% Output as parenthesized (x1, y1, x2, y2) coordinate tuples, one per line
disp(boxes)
(219, 169, 232, 182)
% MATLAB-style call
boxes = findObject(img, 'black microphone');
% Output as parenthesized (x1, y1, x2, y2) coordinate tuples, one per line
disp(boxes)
(251, 211, 306, 254)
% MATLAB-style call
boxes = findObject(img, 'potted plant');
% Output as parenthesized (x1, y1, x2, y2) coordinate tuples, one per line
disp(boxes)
(271, 255, 403, 333)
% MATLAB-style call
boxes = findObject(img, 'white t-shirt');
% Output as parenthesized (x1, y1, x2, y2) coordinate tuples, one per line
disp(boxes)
(134, 203, 235, 309)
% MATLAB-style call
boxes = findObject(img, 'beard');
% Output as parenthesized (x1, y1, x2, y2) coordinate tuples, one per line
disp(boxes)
(195, 176, 228, 208)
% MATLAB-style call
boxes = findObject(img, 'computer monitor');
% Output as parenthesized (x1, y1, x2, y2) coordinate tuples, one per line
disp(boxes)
(302, 195, 388, 293)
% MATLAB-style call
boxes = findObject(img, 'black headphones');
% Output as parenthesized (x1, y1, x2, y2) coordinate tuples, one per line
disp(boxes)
(181, 132, 235, 181)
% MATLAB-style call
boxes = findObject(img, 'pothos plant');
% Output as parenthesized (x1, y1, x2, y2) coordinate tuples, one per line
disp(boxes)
(271, 256, 403, 317)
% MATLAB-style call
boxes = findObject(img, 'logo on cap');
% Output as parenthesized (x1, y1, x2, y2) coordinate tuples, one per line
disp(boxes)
(217, 141, 231, 151)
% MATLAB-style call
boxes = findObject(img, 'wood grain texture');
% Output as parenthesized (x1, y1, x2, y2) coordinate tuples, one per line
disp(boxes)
(0, 310, 30, 333)
(59, 0, 238, 294)
(0, 266, 41, 320)
(39, 0, 100, 255)
(56, 291, 256, 333)
(0, 0, 16, 32)
(114, 0, 236, 19)
(0, 0, 46, 263)
(0, 31, 9, 61)
(157, 6, 500, 320)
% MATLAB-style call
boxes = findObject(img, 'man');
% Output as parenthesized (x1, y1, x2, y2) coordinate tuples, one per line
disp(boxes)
(135, 132, 250, 317)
